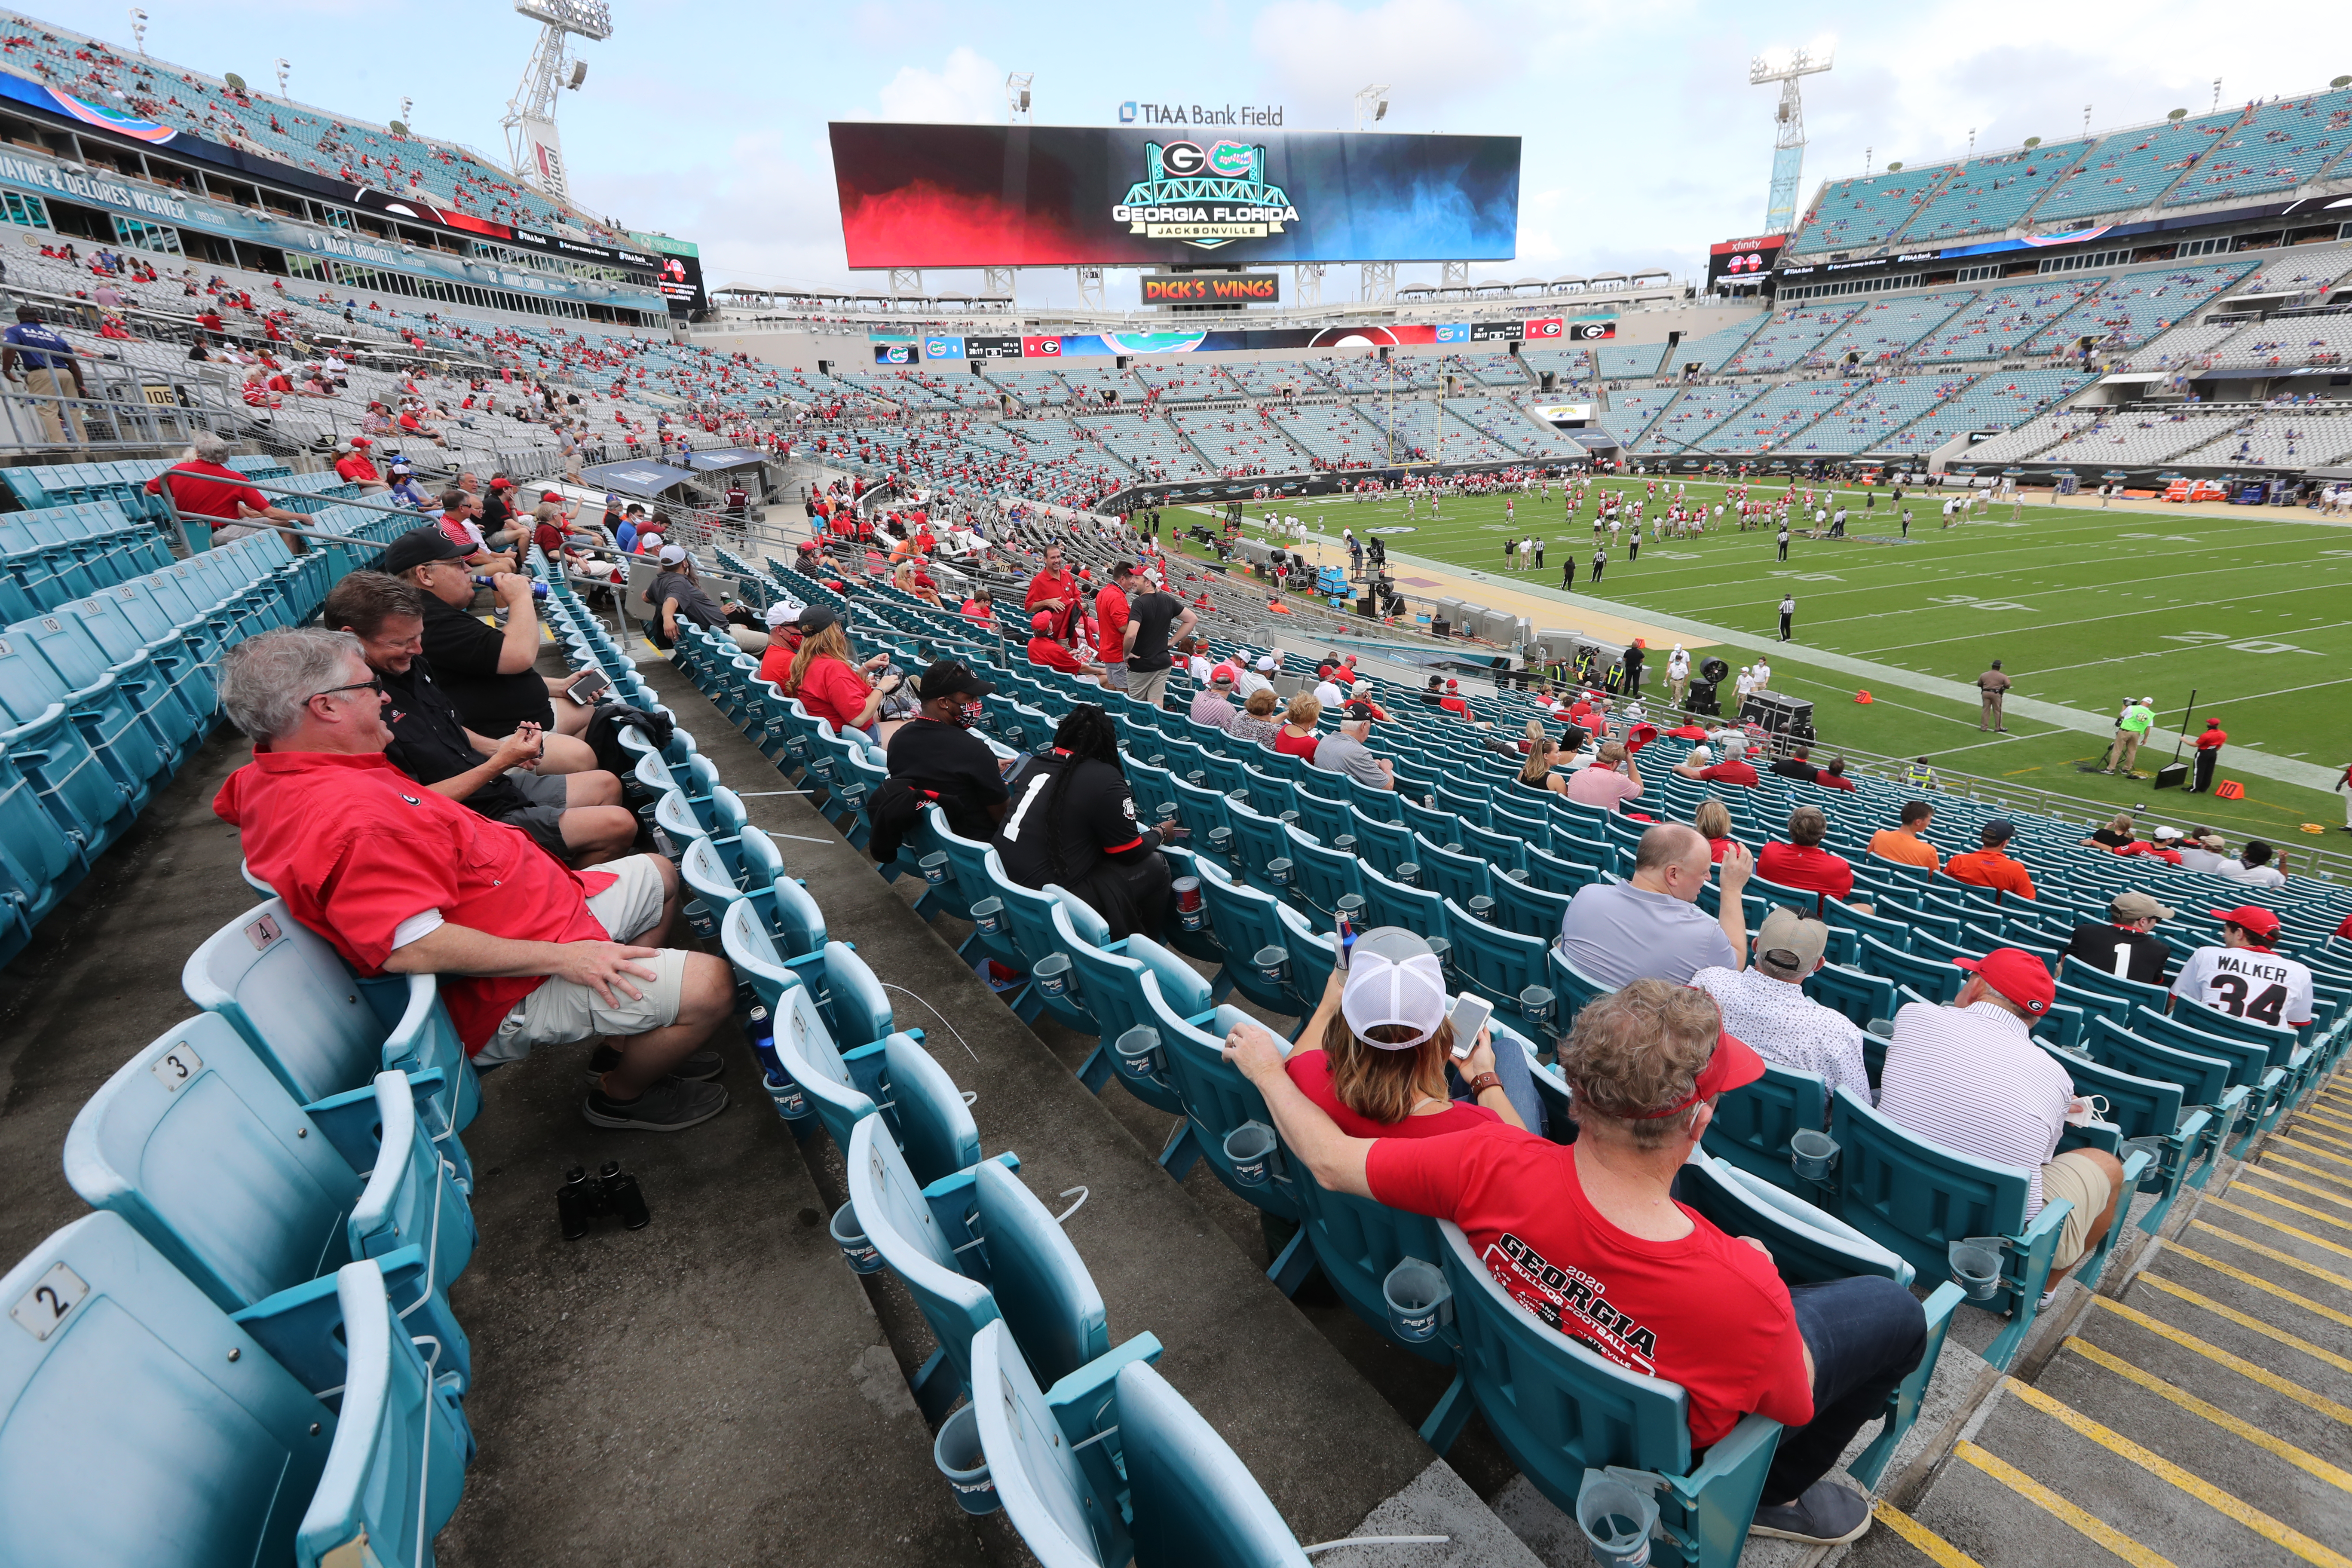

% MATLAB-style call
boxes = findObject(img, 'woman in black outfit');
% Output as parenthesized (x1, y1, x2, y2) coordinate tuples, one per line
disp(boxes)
(993, 705, 1178, 939)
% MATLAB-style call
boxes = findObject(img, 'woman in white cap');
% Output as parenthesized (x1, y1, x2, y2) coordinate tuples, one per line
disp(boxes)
(1242, 927, 1530, 1136)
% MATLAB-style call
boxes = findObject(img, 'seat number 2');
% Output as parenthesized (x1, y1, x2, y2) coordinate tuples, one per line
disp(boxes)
(11, 1262, 88, 1341)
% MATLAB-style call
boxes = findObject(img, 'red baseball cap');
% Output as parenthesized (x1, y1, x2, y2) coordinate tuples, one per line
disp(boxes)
(2212, 906, 2281, 942)
(1641, 1026, 1766, 1118)
(1954, 948, 2054, 1015)
(489, 476, 514, 489)
(1030, 612, 1055, 634)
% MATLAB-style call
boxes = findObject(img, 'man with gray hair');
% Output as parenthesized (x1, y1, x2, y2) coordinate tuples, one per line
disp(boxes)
(142, 430, 309, 547)
(1693, 908, 1873, 1100)
(1557, 822, 1752, 988)
(211, 626, 734, 1133)
(1308, 698, 1395, 790)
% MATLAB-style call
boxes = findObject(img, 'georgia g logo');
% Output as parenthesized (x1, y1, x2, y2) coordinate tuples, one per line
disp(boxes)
(1160, 141, 1207, 177)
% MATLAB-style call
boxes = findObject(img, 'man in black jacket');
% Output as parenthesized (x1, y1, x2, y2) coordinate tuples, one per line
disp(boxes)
(2061, 890, 2176, 986)
(883, 660, 1011, 844)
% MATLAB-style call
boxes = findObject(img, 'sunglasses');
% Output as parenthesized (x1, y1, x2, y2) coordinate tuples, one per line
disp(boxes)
(309, 675, 386, 705)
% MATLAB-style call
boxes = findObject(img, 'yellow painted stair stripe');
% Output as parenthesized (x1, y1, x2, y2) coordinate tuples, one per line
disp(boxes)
(2272, 1135, 2352, 1171)
(2204, 1197, 2352, 1263)
(2244, 1168, 2352, 1210)
(2187, 1220, 2352, 1293)
(2091, 1296, 2352, 1426)
(2165, 1241, 2352, 1326)
(2134, 1274, 2352, 1379)
(1954, 1441, 2176, 1568)
(2001, 1379, 2352, 1568)
(2286, 1124, 2352, 1156)
(2061, 1336, 2352, 1493)
(2233, 1178, 2352, 1231)
(1870, 1500, 1988, 1568)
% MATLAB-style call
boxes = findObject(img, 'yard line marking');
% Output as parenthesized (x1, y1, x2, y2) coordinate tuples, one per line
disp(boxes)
(2062, 1335, 2352, 1492)
(1871, 1500, 1987, 1568)
(2135, 1273, 2352, 1378)
(2094, 1295, 2352, 1424)
(2204, 1197, 2352, 1262)
(2001, 1378, 2352, 1568)
(1953, 1441, 2174, 1568)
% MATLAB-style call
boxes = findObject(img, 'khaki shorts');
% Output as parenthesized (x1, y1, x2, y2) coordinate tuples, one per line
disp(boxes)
(2040, 1149, 2115, 1270)
(478, 854, 682, 1064)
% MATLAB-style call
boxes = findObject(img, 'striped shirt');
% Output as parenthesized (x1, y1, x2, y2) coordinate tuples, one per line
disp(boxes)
(1874, 1000, 2072, 1216)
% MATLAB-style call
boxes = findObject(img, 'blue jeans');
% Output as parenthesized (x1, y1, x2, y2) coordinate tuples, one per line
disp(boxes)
(1765, 1276, 1926, 1502)
(1445, 1040, 1546, 1137)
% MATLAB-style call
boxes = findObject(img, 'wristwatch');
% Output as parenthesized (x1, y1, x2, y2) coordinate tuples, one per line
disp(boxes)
(1466, 1072, 1504, 1098)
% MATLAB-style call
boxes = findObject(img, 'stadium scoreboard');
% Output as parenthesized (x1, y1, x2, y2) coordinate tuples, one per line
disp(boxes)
(829, 123, 1520, 269)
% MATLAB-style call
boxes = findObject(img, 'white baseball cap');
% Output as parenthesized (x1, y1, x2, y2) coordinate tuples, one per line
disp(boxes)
(658, 544, 687, 565)
(1341, 928, 1450, 1049)
(1255, 654, 1278, 672)
(764, 597, 805, 628)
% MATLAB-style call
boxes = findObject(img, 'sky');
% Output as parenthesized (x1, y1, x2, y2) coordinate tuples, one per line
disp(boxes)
(31, 0, 2352, 309)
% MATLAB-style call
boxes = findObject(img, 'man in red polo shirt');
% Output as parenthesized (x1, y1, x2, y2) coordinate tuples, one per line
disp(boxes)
(144, 429, 309, 547)
(1224, 978, 1923, 1549)
(1756, 805, 1855, 908)
(1093, 561, 1134, 694)
(211, 626, 733, 1133)
(1025, 542, 1082, 643)
(2188, 717, 2227, 794)
(1675, 741, 1761, 786)
(332, 438, 388, 493)
(1026, 612, 1102, 677)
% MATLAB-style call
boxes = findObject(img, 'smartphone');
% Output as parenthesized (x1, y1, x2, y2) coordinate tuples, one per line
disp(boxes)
(1447, 993, 1494, 1060)
(564, 668, 611, 706)
(1334, 910, 1356, 971)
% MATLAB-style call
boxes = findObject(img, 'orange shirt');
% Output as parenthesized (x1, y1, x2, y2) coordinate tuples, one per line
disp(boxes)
(1867, 827, 1940, 870)
(1943, 848, 2036, 900)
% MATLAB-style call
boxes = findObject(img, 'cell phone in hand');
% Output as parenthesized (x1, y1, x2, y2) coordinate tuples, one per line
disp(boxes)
(564, 668, 611, 706)
(1447, 993, 1494, 1060)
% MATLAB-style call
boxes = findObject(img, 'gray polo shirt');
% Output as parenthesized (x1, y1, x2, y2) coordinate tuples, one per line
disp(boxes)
(1557, 881, 1735, 989)
(1310, 730, 1387, 788)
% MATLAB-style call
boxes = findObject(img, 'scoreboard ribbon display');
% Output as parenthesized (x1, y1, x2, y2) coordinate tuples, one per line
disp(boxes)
(1140, 273, 1281, 303)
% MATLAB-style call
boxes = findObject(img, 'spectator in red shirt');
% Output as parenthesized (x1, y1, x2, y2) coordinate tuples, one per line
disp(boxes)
(212, 626, 733, 1132)
(753, 601, 805, 689)
(1024, 542, 1082, 643)
(790, 607, 904, 742)
(1945, 819, 2037, 900)
(1756, 805, 1856, 909)
(959, 586, 995, 628)
(1280, 928, 1527, 1136)
(331, 438, 388, 493)
(1814, 757, 1858, 792)
(1092, 562, 1135, 691)
(1694, 798, 1743, 863)
(1224, 979, 1925, 1548)
(1675, 741, 1760, 787)
(144, 431, 308, 548)
(2116, 826, 2185, 865)
(1273, 692, 1322, 763)
(1026, 611, 1102, 678)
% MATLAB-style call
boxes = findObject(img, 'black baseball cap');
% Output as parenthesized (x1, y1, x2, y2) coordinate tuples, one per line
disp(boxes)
(380, 527, 466, 576)
(919, 658, 996, 701)
(796, 606, 840, 634)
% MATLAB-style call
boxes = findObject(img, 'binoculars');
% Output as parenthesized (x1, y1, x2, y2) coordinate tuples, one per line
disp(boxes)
(557, 1160, 652, 1238)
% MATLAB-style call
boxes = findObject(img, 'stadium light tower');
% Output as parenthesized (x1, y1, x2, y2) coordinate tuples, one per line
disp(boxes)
(1006, 73, 1033, 124)
(502, 0, 612, 208)
(274, 58, 289, 100)
(1354, 84, 1390, 132)
(1749, 42, 1833, 234)
(127, 8, 146, 56)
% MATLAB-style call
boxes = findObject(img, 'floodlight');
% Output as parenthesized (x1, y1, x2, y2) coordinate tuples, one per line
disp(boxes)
(514, 0, 614, 42)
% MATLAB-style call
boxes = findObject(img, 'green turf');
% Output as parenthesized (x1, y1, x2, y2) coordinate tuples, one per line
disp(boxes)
(1208, 482, 2352, 851)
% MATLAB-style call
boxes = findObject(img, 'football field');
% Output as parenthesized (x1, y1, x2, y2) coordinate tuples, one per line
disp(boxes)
(1206, 482, 2352, 847)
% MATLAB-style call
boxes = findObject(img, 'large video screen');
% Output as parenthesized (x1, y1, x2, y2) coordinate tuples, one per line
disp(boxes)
(829, 124, 1520, 269)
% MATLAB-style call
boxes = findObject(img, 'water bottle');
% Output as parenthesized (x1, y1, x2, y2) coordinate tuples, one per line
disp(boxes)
(474, 574, 549, 599)
(747, 1005, 782, 1078)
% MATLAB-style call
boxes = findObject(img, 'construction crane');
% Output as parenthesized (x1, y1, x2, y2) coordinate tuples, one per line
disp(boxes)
(501, 0, 611, 207)
(1749, 43, 1833, 235)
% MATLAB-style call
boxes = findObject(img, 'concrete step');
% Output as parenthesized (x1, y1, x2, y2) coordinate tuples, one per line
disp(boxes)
(629, 653, 1544, 1564)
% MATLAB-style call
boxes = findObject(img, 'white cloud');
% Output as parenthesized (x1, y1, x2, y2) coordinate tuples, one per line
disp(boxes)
(1250, 0, 1516, 119)
(871, 46, 1006, 125)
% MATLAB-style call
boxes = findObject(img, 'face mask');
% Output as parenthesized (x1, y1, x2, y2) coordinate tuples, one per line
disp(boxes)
(954, 698, 984, 729)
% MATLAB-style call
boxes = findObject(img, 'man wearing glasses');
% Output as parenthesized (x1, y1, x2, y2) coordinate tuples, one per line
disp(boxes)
(213, 625, 732, 1133)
